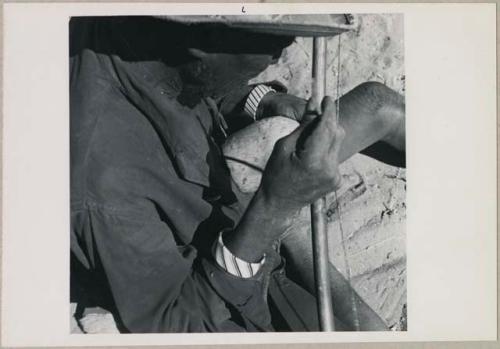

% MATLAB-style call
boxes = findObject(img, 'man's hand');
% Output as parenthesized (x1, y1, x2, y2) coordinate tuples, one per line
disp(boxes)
(224, 96, 345, 263)
(260, 96, 345, 213)
(257, 92, 307, 122)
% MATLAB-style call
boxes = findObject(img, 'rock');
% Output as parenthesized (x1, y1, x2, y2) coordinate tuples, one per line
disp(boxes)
(70, 303, 83, 334)
(78, 313, 120, 334)
(70, 303, 120, 334)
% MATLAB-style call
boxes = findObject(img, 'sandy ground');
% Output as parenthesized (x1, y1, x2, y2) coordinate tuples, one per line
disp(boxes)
(253, 13, 406, 330)
(283, 154, 407, 330)
(71, 14, 406, 333)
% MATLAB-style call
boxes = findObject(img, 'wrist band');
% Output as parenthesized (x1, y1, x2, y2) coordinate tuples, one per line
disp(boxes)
(213, 230, 266, 278)
(244, 85, 276, 120)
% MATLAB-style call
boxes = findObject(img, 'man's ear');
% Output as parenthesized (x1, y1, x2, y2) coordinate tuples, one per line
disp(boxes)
(187, 48, 208, 59)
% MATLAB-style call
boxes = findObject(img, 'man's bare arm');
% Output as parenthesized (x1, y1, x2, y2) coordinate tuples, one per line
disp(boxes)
(258, 82, 406, 167)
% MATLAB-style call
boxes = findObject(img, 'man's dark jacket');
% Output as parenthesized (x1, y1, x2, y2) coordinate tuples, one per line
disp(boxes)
(70, 17, 318, 333)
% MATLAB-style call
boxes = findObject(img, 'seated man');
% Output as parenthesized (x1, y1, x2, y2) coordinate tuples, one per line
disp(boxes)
(70, 15, 405, 333)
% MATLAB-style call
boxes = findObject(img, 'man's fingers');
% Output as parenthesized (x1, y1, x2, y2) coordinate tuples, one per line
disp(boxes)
(306, 96, 321, 115)
(277, 121, 309, 153)
(319, 96, 338, 129)
(304, 96, 338, 152)
(328, 126, 345, 163)
(282, 96, 345, 167)
(315, 96, 345, 158)
(286, 96, 322, 158)
(303, 96, 321, 123)
(279, 116, 324, 163)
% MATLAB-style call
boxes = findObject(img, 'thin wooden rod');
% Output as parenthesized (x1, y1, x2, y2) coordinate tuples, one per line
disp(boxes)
(311, 36, 335, 332)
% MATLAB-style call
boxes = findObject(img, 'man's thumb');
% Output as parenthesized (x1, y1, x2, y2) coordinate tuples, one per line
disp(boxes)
(283, 116, 321, 158)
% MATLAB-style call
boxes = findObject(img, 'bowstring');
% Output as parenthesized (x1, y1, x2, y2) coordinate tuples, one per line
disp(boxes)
(334, 34, 361, 331)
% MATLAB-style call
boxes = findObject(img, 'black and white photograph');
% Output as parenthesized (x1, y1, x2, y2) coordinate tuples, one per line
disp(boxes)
(69, 13, 406, 333)
(2, 2, 497, 347)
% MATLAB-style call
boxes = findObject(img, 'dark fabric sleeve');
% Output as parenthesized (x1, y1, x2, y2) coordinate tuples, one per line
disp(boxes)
(71, 206, 273, 333)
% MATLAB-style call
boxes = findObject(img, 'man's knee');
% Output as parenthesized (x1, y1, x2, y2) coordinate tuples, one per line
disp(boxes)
(355, 81, 404, 134)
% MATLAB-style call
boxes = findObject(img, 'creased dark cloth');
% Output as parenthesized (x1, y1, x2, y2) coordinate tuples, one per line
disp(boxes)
(70, 17, 318, 333)
(70, 16, 275, 332)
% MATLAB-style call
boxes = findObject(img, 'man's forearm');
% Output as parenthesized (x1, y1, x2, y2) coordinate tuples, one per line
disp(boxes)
(223, 188, 296, 263)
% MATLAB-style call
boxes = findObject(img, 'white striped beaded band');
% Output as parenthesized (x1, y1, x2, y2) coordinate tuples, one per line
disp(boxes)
(213, 231, 266, 278)
(243, 84, 276, 120)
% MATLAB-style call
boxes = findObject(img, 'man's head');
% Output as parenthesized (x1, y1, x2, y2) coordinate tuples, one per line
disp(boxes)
(76, 15, 353, 106)
(178, 25, 295, 103)
(157, 14, 356, 104)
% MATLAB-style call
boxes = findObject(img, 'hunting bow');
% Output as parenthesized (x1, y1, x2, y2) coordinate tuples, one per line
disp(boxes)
(311, 33, 360, 332)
